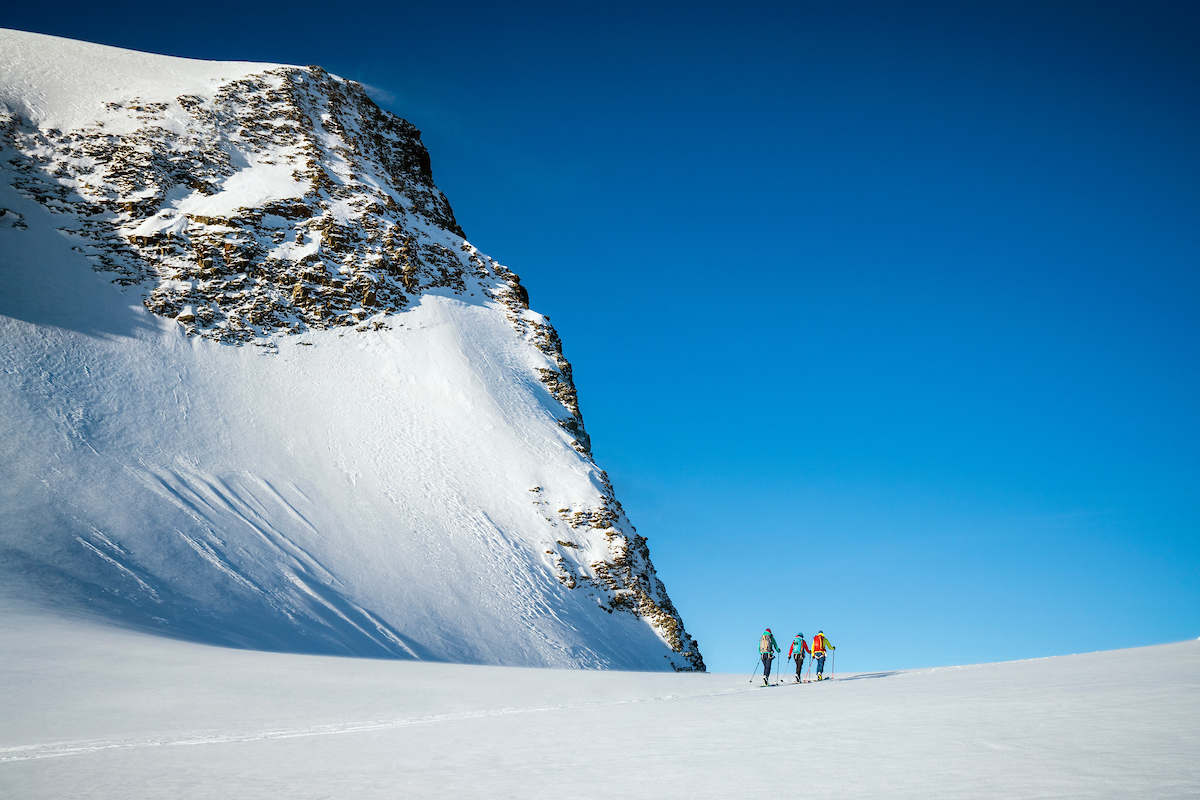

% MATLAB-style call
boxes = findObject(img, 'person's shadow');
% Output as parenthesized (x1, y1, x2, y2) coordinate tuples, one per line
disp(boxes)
(835, 671, 901, 681)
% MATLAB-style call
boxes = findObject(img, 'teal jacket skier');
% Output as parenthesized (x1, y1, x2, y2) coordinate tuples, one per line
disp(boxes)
(758, 628, 780, 686)
(787, 633, 810, 682)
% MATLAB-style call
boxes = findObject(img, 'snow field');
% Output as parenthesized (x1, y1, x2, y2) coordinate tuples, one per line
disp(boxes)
(1, 611, 1197, 799)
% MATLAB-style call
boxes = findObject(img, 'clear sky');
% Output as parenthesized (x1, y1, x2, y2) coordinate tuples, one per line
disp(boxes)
(4, 1, 1197, 673)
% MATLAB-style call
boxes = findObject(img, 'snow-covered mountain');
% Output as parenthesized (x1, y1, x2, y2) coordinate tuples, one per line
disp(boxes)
(0, 28, 703, 671)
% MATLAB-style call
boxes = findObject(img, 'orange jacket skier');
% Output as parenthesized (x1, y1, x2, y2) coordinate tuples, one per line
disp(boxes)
(812, 630, 835, 680)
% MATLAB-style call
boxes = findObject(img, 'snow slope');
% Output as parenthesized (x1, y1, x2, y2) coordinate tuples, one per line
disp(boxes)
(1, 611, 1197, 799)
(0, 28, 702, 670)
(0, 29, 272, 131)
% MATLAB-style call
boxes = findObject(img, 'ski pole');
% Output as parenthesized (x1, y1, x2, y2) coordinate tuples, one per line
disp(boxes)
(748, 658, 761, 684)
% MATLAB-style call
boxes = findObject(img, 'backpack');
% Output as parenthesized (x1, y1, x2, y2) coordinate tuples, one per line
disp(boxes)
(759, 633, 772, 654)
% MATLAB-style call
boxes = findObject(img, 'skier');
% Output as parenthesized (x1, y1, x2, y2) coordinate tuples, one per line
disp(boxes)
(759, 628, 780, 686)
(787, 632, 810, 683)
(812, 630, 835, 680)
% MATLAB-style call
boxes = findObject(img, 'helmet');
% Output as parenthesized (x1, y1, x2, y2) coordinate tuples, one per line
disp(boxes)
(797, 633, 804, 638)
(765, 628, 771, 632)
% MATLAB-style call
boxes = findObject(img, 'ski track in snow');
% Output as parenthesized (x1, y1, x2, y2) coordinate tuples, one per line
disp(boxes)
(0, 685, 748, 764)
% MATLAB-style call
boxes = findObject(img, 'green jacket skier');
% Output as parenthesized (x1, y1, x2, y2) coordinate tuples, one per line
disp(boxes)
(758, 628, 780, 686)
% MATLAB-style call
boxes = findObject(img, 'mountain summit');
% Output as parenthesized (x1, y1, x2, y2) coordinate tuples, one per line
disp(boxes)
(0, 28, 703, 671)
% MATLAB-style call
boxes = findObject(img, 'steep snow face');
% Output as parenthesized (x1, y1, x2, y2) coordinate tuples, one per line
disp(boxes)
(0, 28, 703, 671)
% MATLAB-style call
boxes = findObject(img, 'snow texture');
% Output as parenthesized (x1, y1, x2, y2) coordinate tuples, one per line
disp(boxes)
(1, 611, 1197, 799)
(0, 27, 701, 670)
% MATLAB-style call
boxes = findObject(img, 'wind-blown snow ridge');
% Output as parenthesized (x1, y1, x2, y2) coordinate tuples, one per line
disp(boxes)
(0, 28, 703, 671)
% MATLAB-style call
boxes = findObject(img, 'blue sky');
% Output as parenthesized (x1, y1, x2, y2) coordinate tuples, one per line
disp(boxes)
(4, 1, 1197, 672)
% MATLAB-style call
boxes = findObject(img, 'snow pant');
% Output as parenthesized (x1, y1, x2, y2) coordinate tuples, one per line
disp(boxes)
(815, 653, 826, 676)
(794, 654, 805, 680)
(761, 653, 774, 679)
